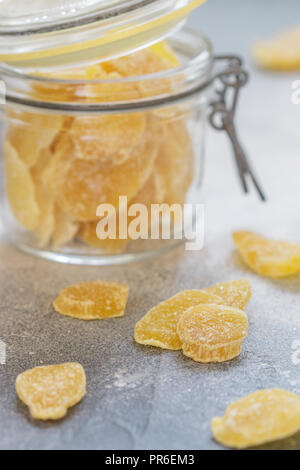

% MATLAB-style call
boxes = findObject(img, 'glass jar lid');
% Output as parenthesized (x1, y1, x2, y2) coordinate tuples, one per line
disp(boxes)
(0, 0, 206, 69)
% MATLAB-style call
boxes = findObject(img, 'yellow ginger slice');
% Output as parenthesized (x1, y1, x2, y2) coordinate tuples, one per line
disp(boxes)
(16, 363, 86, 421)
(71, 70, 146, 165)
(54, 281, 129, 320)
(212, 389, 300, 449)
(8, 110, 64, 168)
(150, 41, 181, 67)
(52, 208, 79, 249)
(4, 141, 39, 231)
(33, 67, 88, 103)
(42, 129, 160, 222)
(253, 27, 300, 71)
(233, 231, 300, 278)
(203, 279, 251, 310)
(84, 68, 141, 103)
(33, 188, 55, 248)
(72, 111, 146, 164)
(177, 304, 248, 363)
(101, 46, 175, 77)
(134, 291, 223, 351)
(31, 149, 55, 247)
(79, 171, 166, 253)
(155, 121, 194, 205)
(101, 45, 180, 99)
(79, 221, 129, 254)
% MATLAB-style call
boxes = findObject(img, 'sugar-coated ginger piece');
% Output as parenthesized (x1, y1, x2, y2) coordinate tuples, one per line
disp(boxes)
(42, 129, 160, 222)
(212, 389, 300, 449)
(71, 70, 146, 165)
(233, 231, 300, 277)
(16, 363, 86, 421)
(4, 141, 40, 231)
(33, 188, 55, 248)
(84, 69, 141, 101)
(52, 208, 79, 249)
(253, 27, 300, 71)
(33, 67, 88, 103)
(79, 171, 167, 252)
(177, 304, 248, 363)
(100, 45, 180, 98)
(54, 281, 129, 320)
(203, 279, 251, 310)
(150, 41, 181, 68)
(134, 291, 223, 350)
(79, 221, 129, 254)
(7, 110, 64, 168)
(31, 149, 55, 247)
(155, 121, 194, 205)
(72, 111, 146, 165)
(101, 45, 176, 77)
(31, 146, 79, 249)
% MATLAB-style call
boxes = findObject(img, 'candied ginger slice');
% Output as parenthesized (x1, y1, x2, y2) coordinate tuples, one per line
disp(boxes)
(80, 221, 129, 254)
(212, 389, 300, 449)
(54, 281, 129, 320)
(85, 70, 141, 102)
(177, 304, 248, 363)
(155, 121, 194, 205)
(72, 112, 146, 164)
(72, 69, 144, 164)
(253, 27, 300, 71)
(101, 48, 172, 77)
(150, 41, 181, 67)
(33, 68, 88, 103)
(43, 129, 160, 222)
(7, 110, 64, 168)
(134, 291, 223, 350)
(4, 141, 40, 231)
(80, 171, 166, 252)
(233, 231, 300, 277)
(203, 279, 251, 310)
(16, 363, 86, 421)
(101, 46, 180, 98)
(52, 208, 79, 249)
(32, 170, 55, 247)
(31, 148, 56, 247)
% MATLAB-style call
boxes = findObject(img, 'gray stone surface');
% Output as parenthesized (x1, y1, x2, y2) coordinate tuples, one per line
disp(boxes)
(0, 0, 300, 450)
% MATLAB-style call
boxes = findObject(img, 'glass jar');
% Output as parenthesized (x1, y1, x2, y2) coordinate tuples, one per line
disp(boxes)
(0, 26, 214, 265)
(0, 1, 260, 265)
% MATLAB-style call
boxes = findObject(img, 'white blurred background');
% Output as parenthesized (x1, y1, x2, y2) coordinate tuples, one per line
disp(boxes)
(187, 0, 300, 240)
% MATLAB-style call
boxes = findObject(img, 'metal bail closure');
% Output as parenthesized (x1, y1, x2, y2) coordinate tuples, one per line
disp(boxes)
(209, 55, 266, 201)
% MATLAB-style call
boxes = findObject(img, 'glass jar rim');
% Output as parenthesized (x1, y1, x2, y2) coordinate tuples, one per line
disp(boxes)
(0, 0, 206, 69)
(0, 0, 200, 33)
(0, 28, 213, 114)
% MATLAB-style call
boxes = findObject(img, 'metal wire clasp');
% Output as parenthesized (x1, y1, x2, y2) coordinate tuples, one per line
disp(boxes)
(209, 55, 266, 201)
